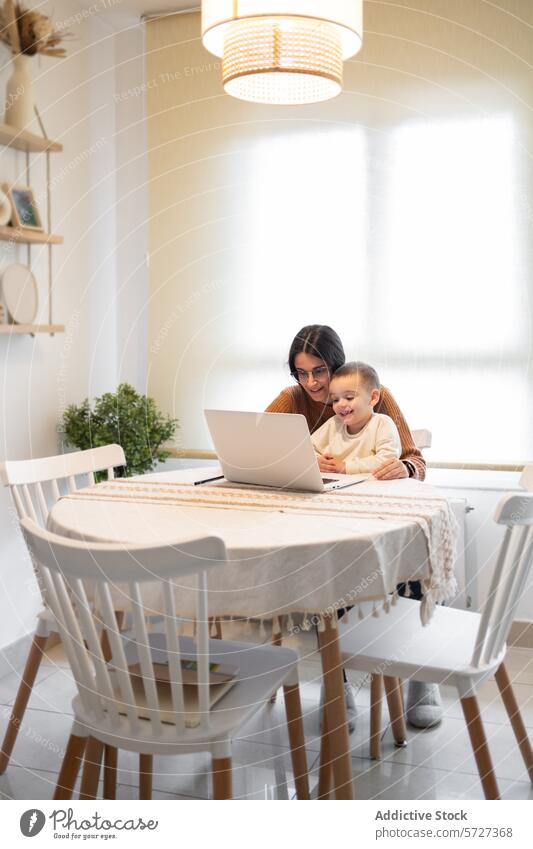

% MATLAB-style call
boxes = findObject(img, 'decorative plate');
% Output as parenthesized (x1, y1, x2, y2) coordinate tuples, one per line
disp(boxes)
(0, 188, 12, 227)
(1, 263, 38, 325)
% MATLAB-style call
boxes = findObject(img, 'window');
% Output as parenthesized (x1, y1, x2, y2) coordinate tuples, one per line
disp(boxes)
(218, 115, 528, 462)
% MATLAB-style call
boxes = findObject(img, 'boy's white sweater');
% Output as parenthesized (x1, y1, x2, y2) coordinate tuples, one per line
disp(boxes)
(311, 412, 401, 475)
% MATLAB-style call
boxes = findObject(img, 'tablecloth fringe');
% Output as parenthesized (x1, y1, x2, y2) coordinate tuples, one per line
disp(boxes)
(223, 574, 457, 636)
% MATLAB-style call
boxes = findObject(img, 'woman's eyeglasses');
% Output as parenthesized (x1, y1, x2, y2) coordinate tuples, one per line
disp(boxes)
(291, 366, 329, 383)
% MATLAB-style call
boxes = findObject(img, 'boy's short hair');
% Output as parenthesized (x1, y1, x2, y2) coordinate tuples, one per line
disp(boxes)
(331, 361, 381, 392)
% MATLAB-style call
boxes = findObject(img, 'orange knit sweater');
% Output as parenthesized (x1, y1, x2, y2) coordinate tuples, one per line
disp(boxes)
(266, 384, 426, 480)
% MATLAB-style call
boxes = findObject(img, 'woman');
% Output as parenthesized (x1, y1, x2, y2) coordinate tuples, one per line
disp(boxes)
(266, 324, 425, 480)
(266, 325, 442, 730)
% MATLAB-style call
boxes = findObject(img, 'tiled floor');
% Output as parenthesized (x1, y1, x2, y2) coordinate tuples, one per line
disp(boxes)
(1, 623, 533, 800)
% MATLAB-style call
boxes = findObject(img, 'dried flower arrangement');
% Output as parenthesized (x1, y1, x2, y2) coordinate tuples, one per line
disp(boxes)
(0, 0, 70, 57)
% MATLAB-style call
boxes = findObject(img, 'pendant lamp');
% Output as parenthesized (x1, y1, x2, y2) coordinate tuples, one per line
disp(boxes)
(201, 2, 363, 105)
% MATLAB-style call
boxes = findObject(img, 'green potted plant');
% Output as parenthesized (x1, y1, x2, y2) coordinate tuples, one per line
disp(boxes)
(61, 383, 178, 477)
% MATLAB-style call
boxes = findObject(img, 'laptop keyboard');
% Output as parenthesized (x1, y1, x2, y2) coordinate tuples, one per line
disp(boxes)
(322, 477, 339, 484)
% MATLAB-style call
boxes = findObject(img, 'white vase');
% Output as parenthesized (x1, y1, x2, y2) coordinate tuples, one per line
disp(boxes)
(4, 54, 34, 131)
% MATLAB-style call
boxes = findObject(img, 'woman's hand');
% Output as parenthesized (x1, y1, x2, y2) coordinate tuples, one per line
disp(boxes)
(318, 454, 346, 474)
(373, 458, 409, 480)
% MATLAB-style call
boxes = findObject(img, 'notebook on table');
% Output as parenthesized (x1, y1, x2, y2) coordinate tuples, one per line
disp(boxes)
(108, 633, 240, 728)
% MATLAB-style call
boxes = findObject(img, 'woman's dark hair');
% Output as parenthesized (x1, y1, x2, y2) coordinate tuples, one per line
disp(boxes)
(288, 325, 346, 376)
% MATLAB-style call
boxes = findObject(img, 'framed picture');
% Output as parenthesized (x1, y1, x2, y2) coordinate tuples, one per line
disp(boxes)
(3, 185, 44, 231)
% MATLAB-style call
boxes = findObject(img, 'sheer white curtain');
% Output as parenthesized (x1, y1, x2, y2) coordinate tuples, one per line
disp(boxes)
(146, 11, 532, 462)
(211, 116, 529, 463)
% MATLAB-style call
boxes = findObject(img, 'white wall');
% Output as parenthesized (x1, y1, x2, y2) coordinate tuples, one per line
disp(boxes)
(0, 3, 149, 655)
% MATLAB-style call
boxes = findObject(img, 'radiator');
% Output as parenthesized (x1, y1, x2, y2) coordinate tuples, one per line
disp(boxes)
(447, 498, 472, 610)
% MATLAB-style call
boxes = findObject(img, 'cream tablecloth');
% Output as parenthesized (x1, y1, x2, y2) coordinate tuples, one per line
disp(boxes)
(47, 472, 457, 629)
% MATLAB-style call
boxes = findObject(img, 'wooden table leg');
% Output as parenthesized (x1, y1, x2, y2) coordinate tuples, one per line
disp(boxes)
(317, 615, 354, 799)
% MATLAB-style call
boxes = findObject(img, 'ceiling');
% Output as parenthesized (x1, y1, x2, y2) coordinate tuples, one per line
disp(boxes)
(101, 1, 198, 16)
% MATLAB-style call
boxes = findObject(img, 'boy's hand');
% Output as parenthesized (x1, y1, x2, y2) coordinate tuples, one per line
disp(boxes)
(318, 453, 346, 474)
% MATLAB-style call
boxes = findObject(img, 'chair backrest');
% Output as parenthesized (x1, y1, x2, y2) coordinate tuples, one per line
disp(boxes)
(0, 444, 126, 526)
(412, 429, 432, 451)
(471, 467, 533, 667)
(519, 464, 533, 492)
(20, 517, 228, 736)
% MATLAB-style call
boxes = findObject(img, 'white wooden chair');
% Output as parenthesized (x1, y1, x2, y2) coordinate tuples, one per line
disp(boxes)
(0, 444, 126, 775)
(270, 429, 436, 742)
(412, 429, 432, 450)
(20, 518, 309, 800)
(338, 474, 533, 799)
(361, 428, 434, 753)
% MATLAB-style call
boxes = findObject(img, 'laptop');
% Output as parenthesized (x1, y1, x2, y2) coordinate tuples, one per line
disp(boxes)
(204, 410, 368, 493)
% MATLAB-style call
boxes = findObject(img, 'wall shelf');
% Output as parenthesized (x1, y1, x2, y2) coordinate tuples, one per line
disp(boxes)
(0, 123, 62, 153)
(0, 225, 63, 245)
(0, 120, 64, 334)
(0, 324, 64, 335)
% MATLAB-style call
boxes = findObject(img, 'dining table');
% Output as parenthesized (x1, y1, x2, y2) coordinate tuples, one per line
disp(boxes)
(47, 467, 458, 800)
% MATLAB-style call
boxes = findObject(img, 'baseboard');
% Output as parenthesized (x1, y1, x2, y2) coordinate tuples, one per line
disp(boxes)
(0, 631, 60, 680)
(509, 620, 533, 650)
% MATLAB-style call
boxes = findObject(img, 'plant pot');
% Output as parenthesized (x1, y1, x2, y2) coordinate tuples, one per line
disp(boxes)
(4, 54, 34, 131)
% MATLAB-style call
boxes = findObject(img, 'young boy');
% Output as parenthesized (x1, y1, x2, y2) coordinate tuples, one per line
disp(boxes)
(311, 361, 401, 474)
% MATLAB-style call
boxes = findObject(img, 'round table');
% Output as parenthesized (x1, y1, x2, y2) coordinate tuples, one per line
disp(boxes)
(48, 474, 433, 621)
(47, 471, 447, 800)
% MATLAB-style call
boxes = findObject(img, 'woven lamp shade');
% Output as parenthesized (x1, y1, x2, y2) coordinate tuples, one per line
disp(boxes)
(201, 1, 363, 105)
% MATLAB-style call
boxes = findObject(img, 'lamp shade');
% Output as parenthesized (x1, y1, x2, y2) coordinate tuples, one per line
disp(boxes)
(201, 1, 363, 105)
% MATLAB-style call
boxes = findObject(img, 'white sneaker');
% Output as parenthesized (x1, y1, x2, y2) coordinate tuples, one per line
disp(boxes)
(406, 681, 443, 728)
(319, 682, 357, 734)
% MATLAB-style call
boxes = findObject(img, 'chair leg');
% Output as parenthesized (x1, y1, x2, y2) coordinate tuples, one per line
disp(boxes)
(317, 703, 333, 800)
(139, 754, 153, 800)
(209, 617, 223, 639)
(370, 674, 383, 759)
(54, 733, 87, 800)
(495, 663, 533, 783)
(269, 619, 284, 704)
(283, 683, 310, 800)
(212, 757, 232, 799)
(398, 678, 405, 714)
(79, 737, 104, 800)
(103, 746, 118, 799)
(383, 676, 407, 747)
(0, 633, 48, 774)
(461, 695, 500, 800)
